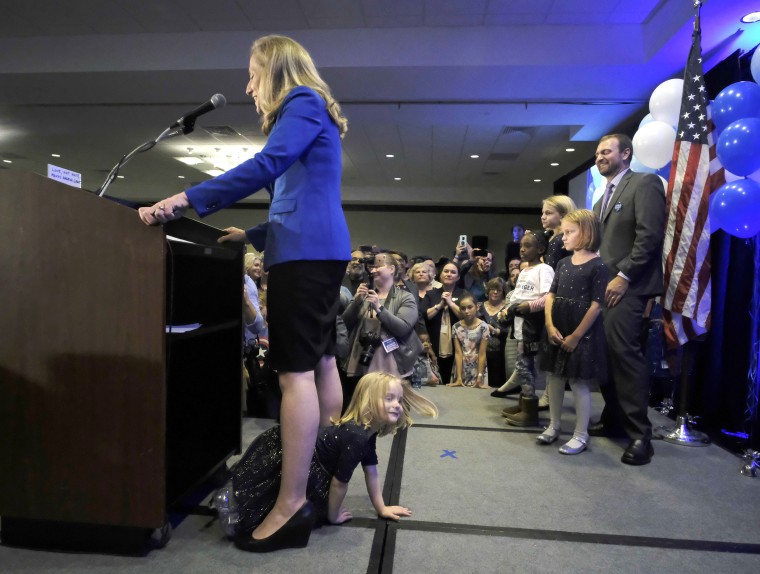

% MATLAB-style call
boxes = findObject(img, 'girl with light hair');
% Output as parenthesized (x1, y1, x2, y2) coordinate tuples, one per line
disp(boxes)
(215, 372, 437, 550)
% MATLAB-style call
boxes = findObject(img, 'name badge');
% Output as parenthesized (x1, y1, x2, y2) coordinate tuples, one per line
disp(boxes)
(382, 337, 399, 353)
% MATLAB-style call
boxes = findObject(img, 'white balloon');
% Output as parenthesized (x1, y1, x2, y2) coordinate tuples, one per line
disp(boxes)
(632, 121, 676, 169)
(650, 79, 684, 128)
(638, 113, 655, 130)
(752, 48, 760, 85)
(630, 155, 657, 173)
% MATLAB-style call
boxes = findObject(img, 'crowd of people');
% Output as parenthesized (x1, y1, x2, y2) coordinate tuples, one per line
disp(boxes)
(139, 33, 666, 553)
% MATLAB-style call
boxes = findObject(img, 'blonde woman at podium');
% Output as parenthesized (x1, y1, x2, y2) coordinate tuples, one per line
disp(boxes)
(139, 35, 351, 552)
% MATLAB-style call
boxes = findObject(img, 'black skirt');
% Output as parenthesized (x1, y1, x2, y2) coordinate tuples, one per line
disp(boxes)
(267, 259, 347, 373)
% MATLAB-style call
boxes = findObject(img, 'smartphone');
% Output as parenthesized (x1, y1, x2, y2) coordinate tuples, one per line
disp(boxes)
(458, 234, 467, 247)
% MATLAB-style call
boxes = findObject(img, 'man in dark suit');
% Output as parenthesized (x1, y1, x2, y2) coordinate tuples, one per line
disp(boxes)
(591, 133, 665, 465)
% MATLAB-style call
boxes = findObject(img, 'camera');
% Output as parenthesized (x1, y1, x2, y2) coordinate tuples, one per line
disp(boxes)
(358, 330, 382, 366)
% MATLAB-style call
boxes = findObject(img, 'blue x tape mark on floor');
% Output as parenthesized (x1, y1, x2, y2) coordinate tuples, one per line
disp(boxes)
(440, 449, 457, 459)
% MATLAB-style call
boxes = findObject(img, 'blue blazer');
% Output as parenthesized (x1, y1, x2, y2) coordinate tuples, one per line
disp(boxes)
(185, 86, 351, 270)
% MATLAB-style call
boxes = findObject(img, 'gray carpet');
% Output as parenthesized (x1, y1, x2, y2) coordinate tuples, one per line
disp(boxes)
(1, 386, 758, 574)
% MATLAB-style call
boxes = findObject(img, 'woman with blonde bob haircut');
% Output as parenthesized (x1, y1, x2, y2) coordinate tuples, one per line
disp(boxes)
(140, 34, 352, 552)
(409, 261, 434, 301)
(216, 373, 437, 550)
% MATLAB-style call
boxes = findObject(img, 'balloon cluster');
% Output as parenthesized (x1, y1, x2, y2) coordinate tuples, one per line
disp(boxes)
(632, 79, 680, 171)
(710, 48, 760, 239)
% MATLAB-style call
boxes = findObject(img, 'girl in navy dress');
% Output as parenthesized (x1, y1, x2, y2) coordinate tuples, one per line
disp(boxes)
(213, 372, 438, 550)
(537, 209, 608, 455)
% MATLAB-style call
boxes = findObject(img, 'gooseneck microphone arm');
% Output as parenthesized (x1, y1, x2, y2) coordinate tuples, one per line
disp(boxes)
(95, 94, 227, 198)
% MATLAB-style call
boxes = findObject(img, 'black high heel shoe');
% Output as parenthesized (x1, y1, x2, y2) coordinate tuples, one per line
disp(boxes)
(234, 501, 316, 553)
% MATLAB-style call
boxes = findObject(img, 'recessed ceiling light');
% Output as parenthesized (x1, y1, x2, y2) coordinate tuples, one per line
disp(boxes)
(205, 169, 224, 177)
(534, 179, 542, 182)
(51, 153, 61, 158)
(565, 148, 575, 152)
(176, 156, 204, 166)
(740, 11, 760, 23)
(2, 159, 11, 163)
(394, 177, 402, 181)
(178, 175, 185, 179)
(117, 175, 124, 179)
(470, 154, 480, 159)
(550, 162, 559, 166)
(386, 154, 395, 158)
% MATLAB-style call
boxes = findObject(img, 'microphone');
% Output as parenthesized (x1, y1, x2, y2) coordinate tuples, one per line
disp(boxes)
(170, 93, 227, 133)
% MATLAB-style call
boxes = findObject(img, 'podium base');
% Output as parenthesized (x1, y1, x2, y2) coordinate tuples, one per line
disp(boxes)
(0, 516, 169, 556)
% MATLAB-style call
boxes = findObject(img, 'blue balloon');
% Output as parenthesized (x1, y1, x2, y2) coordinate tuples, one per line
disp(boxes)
(716, 118, 760, 177)
(713, 81, 760, 132)
(708, 189, 723, 232)
(710, 179, 760, 239)
(656, 161, 672, 181)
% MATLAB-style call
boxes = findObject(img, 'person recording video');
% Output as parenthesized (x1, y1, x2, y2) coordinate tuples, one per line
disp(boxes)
(341, 252, 422, 409)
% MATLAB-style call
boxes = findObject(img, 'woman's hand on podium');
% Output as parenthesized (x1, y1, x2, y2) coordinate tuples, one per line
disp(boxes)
(138, 192, 190, 225)
(218, 227, 248, 244)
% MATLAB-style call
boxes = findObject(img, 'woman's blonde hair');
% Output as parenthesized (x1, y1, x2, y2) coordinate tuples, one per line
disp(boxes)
(336, 372, 438, 436)
(562, 209, 601, 252)
(409, 262, 432, 285)
(243, 251, 263, 275)
(250, 35, 348, 137)
(543, 195, 577, 218)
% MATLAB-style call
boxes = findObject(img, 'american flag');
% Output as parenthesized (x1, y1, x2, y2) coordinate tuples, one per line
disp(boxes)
(661, 13, 725, 348)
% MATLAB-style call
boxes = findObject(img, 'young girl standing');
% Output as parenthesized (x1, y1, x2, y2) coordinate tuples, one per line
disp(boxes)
(499, 232, 554, 426)
(216, 372, 438, 551)
(541, 195, 577, 270)
(450, 293, 490, 388)
(537, 209, 608, 455)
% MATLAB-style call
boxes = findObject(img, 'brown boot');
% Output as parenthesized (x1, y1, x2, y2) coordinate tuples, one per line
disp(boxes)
(505, 395, 539, 427)
(502, 395, 523, 417)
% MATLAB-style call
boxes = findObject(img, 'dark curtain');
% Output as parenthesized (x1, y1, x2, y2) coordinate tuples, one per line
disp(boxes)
(697, 234, 758, 448)
(690, 47, 760, 449)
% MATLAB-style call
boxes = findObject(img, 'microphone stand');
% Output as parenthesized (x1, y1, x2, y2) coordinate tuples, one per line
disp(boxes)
(96, 120, 196, 198)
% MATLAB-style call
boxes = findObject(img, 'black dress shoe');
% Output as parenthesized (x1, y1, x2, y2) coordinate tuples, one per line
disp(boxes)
(621, 439, 654, 466)
(234, 501, 316, 553)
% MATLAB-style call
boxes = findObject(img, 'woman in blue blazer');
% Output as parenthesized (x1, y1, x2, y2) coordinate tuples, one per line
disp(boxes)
(140, 35, 351, 552)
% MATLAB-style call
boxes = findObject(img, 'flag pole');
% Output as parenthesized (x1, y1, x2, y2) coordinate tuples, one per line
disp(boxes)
(658, 0, 711, 447)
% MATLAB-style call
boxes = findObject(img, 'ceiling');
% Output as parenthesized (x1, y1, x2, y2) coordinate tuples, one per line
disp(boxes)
(0, 0, 757, 208)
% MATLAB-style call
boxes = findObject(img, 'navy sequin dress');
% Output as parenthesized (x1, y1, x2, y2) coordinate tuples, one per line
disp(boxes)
(539, 256, 608, 384)
(230, 421, 378, 534)
(544, 232, 570, 270)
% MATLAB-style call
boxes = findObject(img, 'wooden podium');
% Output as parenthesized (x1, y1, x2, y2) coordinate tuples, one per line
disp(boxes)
(0, 171, 244, 553)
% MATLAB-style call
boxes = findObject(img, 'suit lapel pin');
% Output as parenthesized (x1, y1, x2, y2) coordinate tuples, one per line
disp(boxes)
(614, 202, 622, 212)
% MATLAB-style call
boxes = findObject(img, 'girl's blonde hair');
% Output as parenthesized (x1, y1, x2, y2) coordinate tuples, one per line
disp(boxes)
(562, 209, 601, 252)
(250, 35, 348, 137)
(336, 372, 438, 436)
(543, 195, 577, 218)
